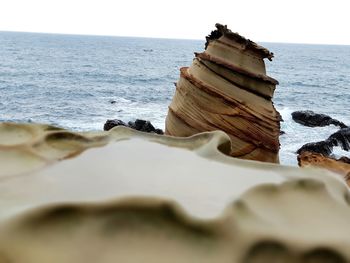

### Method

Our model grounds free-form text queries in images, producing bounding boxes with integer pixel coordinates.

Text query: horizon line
[1,29,350,47]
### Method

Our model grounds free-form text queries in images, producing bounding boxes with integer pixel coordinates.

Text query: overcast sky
[1,0,349,45]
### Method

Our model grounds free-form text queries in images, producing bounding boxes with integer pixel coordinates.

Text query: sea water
[0,32,349,165]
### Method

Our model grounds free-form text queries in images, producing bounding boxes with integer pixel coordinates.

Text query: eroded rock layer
[1,123,350,262]
[165,24,281,163]
[298,151,350,187]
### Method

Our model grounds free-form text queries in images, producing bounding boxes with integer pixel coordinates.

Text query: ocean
[0,32,349,165]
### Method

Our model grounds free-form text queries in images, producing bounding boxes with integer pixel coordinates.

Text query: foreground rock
[298,151,350,186]
[165,24,281,163]
[104,119,164,134]
[292,110,348,128]
[1,122,350,262]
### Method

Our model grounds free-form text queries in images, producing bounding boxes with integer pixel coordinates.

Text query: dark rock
[293,111,349,162]
[154,129,164,135]
[291,110,348,128]
[327,128,350,151]
[339,156,350,164]
[128,119,155,132]
[297,128,350,156]
[280,130,285,135]
[104,119,164,135]
[297,141,333,156]
[104,119,127,131]
[110,100,116,104]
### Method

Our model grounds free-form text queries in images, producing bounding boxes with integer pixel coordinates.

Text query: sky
[0,0,349,45]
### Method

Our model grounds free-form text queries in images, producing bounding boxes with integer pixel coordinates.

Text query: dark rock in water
[327,127,350,151]
[104,119,127,131]
[297,128,350,156]
[128,120,155,133]
[293,112,349,167]
[104,119,164,135]
[291,110,348,128]
[131,119,164,135]
[154,128,164,134]
[280,130,286,135]
[297,141,333,156]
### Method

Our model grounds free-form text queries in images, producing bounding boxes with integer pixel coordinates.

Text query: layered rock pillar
[165,24,281,163]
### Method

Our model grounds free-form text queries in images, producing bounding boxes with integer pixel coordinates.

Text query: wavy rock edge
[1,123,350,262]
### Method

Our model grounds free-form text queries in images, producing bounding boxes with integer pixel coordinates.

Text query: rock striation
[165,24,281,163]
[1,123,350,262]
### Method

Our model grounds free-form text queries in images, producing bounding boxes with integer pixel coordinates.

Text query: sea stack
[165,24,281,163]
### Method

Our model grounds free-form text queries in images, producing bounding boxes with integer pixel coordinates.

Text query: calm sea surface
[0,32,349,165]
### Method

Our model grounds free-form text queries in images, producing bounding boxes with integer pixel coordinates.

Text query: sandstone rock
[165,24,281,163]
[292,110,348,128]
[1,123,350,262]
[298,151,350,186]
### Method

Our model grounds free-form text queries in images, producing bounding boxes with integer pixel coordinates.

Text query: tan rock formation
[165,24,281,163]
[1,123,350,262]
[298,151,350,187]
